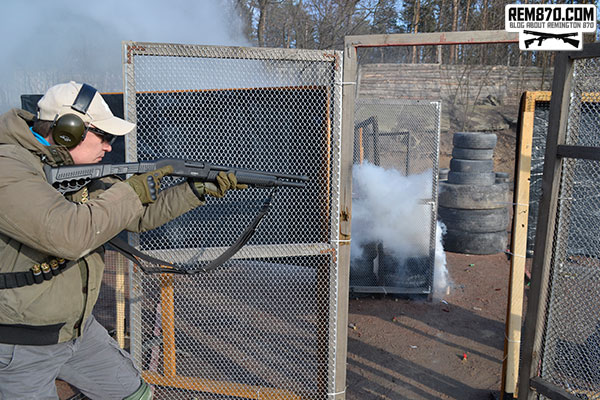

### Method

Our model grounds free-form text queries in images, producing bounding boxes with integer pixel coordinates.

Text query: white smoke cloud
[351,162,449,296]
[0,0,249,111]
[352,162,432,260]
[433,221,449,298]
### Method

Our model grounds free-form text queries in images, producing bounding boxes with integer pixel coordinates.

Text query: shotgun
[44,159,308,194]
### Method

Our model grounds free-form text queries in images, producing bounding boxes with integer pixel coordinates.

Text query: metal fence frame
[519,42,600,400]
[122,41,349,400]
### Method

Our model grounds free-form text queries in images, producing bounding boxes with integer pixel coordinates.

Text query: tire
[438,206,509,233]
[450,159,494,173]
[452,147,494,160]
[443,229,508,255]
[350,243,377,286]
[438,181,509,209]
[350,258,376,286]
[439,168,449,181]
[495,172,510,183]
[381,256,428,288]
[453,132,497,149]
[448,171,496,185]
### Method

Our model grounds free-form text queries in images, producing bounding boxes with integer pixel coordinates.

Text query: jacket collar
[0,109,73,166]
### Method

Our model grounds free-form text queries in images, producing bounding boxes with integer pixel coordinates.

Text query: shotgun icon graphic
[523,30,580,49]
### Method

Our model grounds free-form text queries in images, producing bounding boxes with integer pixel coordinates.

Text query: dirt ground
[337,126,524,400]
[345,251,522,400]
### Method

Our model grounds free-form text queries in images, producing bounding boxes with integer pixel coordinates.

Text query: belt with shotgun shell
[0,258,73,289]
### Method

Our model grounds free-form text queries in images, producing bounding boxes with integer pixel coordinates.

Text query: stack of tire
[438,132,510,255]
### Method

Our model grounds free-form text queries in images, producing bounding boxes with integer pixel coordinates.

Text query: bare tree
[233,0,555,71]
[233,0,254,42]
[480,0,489,64]
[411,0,420,63]
[450,0,459,63]
[256,0,269,47]
[464,0,471,30]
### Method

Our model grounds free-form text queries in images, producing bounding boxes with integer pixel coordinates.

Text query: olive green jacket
[0,109,203,344]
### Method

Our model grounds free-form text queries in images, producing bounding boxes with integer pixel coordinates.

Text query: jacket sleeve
[123,181,205,233]
[0,153,145,260]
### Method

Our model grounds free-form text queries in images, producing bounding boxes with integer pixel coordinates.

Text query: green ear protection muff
[51,83,97,148]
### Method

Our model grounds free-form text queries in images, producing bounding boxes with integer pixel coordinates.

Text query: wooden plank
[502,92,535,398]
[501,91,550,398]
[145,243,335,261]
[142,371,302,400]
[125,40,338,63]
[346,30,518,48]
[115,255,127,349]
[358,127,364,163]
[160,274,177,378]
[357,64,553,103]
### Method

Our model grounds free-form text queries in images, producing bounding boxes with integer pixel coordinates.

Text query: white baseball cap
[37,81,134,136]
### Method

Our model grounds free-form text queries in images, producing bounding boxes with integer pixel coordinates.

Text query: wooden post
[330,38,358,400]
[358,127,364,163]
[115,253,127,349]
[160,274,177,378]
[501,91,550,398]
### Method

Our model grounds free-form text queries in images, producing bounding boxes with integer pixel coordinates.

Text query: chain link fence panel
[536,57,600,399]
[122,42,343,399]
[350,99,440,294]
[526,100,550,257]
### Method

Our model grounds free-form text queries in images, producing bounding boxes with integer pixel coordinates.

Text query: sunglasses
[87,126,117,145]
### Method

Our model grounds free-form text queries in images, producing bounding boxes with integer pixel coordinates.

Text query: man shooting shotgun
[523,30,580,49]
[0,81,305,399]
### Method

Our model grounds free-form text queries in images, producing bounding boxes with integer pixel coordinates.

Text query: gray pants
[0,316,141,400]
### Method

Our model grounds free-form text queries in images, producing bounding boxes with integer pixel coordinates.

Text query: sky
[0,0,248,111]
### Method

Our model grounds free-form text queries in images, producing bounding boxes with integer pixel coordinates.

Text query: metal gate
[350,98,441,294]
[519,43,600,400]
[122,42,345,399]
